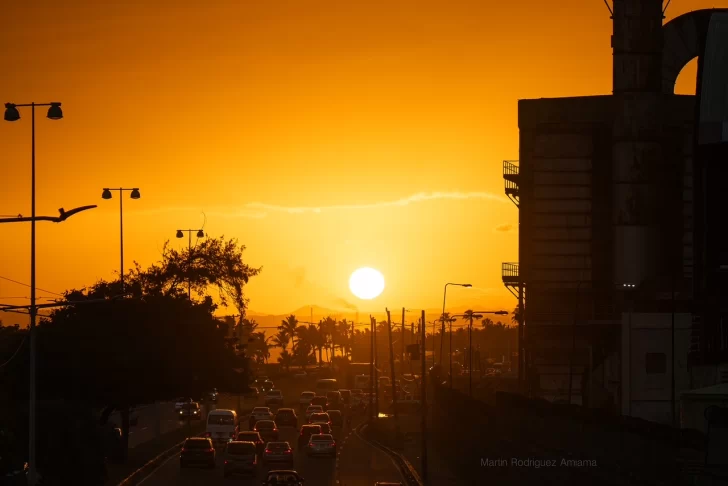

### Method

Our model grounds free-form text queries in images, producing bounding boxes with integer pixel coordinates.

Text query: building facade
[504,1,728,424]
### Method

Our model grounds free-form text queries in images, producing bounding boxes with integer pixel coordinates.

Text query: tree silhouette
[279,315,300,352]
[277,349,294,372]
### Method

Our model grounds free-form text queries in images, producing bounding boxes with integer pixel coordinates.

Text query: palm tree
[319,316,337,362]
[271,331,290,351]
[279,315,300,352]
[305,324,325,365]
[481,317,494,328]
[512,305,522,326]
[277,349,294,372]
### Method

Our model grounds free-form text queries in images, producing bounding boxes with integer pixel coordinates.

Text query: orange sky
[0,0,711,320]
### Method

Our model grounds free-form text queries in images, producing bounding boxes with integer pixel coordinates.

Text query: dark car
[261,380,274,392]
[262,442,294,468]
[254,420,279,442]
[310,395,327,409]
[327,409,343,427]
[274,408,298,427]
[262,470,305,485]
[237,431,265,456]
[180,437,215,468]
[338,389,352,405]
[325,391,343,410]
[297,424,322,449]
[223,441,257,478]
[317,422,332,435]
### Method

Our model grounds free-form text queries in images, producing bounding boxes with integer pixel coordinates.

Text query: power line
[0,275,64,297]
[0,335,27,369]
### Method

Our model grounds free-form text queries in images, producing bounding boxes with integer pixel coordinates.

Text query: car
[262,442,294,468]
[255,376,270,384]
[262,470,305,486]
[294,370,308,378]
[254,420,279,442]
[350,389,364,406]
[244,387,260,400]
[326,391,343,410]
[237,431,265,456]
[327,409,343,427]
[178,402,202,420]
[299,391,315,409]
[265,389,284,406]
[174,397,193,411]
[338,389,352,405]
[274,408,298,427]
[297,424,322,449]
[310,395,327,409]
[306,433,336,457]
[223,440,257,477]
[261,380,274,392]
[249,407,274,428]
[309,412,330,426]
[305,405,323,420]
[180,437,215,468]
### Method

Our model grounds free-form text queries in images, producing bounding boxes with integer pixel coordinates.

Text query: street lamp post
[175,229,205,299]
[4,101,64,486]
[452,310,508,396]
[101,188,141,292]
[441,283,471,386]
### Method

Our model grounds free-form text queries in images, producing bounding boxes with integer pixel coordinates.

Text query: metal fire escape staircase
[503,160,520,208]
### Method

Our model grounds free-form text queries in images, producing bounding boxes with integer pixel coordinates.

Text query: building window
[645,353,666,374]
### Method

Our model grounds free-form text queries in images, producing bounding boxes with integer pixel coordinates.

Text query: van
[205,409,239,446]
[315,378,338,396]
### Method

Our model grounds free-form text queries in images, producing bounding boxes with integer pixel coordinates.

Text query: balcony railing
[502,262,519,281]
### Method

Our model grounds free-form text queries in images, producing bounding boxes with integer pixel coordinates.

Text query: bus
[315,378,338,396]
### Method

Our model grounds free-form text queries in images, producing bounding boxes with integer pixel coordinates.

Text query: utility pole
[420,310,428,483]
[374,317,379,417]
[401,308,406,373]
[369,316,375,421]
[386,309,400,439]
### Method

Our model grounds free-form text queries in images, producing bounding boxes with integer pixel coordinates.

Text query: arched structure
[662,9,728,95]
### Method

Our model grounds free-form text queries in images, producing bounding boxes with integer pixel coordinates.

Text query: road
[138,392,405,486]
[109,402,189,449]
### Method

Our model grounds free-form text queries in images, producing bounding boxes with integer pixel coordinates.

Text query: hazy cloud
[291,266,306,288]
[131,191,507,219]
[494,224,513,232]
[331,297,358,312]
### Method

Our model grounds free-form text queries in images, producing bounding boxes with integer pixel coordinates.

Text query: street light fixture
[4,100,64,486]
[441,282,471,387]
[451,310,509,396]
[101,188,141,292]
[176,228,206,299]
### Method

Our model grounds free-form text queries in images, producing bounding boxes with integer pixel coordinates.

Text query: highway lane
[108,402,187,449]
[139,414,338,486]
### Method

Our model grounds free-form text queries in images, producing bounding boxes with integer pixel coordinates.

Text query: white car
[305,405,323,420]
[299,391,315,409]
[174,397,193,411]
[249,407,273,425]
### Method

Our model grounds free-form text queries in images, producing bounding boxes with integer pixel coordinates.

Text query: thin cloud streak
[130,191,507,219]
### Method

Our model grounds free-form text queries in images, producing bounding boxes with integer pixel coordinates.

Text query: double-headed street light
[176,229,205,299]
[4,101,64,486]
[441,282,471,382]
[101,188,141,292]
[452,310,509,396]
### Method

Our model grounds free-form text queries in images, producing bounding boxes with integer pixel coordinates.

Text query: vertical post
[188,230,192,300]
[469,315,473,397]
[119,189,124,292]
[386,310,399,430]
[440,284,448,365]
[449,319,453,389]
[28,103,38,486]
[375,317,380,415]
[671,274,676,427]
[420,310,428,484]
[401,308,405,372]
[568,282,582,405]
[369,316,374,420]
[518,285,524,384]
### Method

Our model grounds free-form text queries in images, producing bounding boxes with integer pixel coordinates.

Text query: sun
[349,267,385,300]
